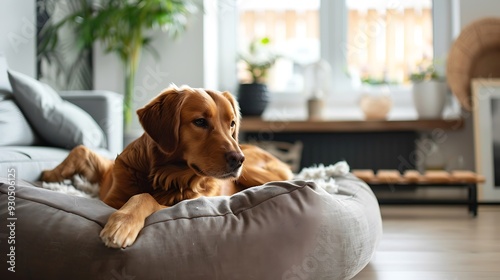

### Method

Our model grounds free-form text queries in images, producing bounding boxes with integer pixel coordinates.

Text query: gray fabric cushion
[60,91,123,154]
[0,55,12,95]
[0,146,115,182]
[7,70,106,149]
[0,174,382,280]
[0,99,39,145]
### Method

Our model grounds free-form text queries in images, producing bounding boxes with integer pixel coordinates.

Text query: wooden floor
[353,206,500,280]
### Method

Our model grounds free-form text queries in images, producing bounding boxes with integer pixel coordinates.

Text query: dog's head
[137,85,244,179]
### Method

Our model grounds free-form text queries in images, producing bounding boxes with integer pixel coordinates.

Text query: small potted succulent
[237,37,278,116]
[410,61,447,119]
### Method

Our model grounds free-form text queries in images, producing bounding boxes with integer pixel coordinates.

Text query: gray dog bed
[0,172,381,280]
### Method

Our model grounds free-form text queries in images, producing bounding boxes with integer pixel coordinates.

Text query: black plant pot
[237,83,269,116]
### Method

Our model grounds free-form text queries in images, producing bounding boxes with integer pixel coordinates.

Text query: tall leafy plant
[38,0,196,130]
[37,0,94,90]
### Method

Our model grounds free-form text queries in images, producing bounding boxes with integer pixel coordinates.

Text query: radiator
[244,131,417,172]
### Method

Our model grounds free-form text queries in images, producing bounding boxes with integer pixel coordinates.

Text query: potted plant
[410,61,447,119]
[237,37,278,116]
[38,0,196,132]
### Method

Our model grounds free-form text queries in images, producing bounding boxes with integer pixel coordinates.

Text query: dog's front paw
[100,211,144,248]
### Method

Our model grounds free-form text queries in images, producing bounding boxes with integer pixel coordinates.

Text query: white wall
[443,0,500,171]
[93,9,206,132]
[0,0,36,77]
[0,0,213,132]
[457,0,500,29]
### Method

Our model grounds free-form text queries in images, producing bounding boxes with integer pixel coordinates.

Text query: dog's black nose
[225,151,245,170]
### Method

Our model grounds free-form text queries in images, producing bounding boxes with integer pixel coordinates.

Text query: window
[219,0,449,98]
[346,0,433,85]
[237,0,320,93]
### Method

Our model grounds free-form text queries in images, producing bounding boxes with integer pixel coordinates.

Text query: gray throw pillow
[0,55,12,95]
[8,70,106,149]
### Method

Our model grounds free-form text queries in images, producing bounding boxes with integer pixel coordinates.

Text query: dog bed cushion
[0,174,381,280]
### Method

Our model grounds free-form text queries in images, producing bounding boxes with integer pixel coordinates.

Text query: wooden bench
[352,169,485,216]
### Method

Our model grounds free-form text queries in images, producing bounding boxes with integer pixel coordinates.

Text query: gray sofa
[0,56,123,182]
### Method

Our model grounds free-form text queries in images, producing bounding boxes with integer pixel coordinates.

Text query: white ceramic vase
[359,85,393,120]
[359,94,392,120]
[412,80,447,119]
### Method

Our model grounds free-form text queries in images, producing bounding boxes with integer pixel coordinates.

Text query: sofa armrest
[60,90,123,155]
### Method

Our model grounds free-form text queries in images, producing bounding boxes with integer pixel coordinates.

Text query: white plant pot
[412,80,447,119]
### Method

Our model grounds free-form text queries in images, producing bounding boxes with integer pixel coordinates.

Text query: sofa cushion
[0,55,12,96]
[0,174,382,280]
[0,99,40,146]
[0,146,69,181]
[7,70,106,149]
[0,146,115,182]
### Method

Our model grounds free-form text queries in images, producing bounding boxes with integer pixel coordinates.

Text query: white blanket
[294,161,350,194]
[41,161,350,197]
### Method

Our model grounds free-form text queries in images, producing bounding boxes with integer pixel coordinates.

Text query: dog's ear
[137,88,186,155]
[221,91,241,141]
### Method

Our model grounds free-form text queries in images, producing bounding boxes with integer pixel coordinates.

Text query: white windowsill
[262,87,462,121]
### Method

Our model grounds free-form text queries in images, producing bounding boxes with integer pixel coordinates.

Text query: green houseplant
[239,37,277,84]
[409,63,443,83]
[409,61,447,119]
[38,0,196,131]
[237,37,278,116]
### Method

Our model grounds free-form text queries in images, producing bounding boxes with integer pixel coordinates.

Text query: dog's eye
[193,118,209,128]
[230,121,236,128]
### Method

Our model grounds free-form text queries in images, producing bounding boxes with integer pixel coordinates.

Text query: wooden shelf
[240,117,464,133]
[352,169,485,185]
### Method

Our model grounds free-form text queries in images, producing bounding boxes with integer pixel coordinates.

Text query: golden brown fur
[41,85,292,248]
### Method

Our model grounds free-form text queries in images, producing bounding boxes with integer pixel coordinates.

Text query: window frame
[214,0,453,105]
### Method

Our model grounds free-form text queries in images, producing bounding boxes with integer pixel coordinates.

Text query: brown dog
[42,85,292,248]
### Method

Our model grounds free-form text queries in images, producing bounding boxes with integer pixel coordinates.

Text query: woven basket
[447,17,500,110]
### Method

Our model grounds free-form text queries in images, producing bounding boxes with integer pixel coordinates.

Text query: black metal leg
[471,184,478,217]
[370,183,479,217]
[468,185,473,214]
